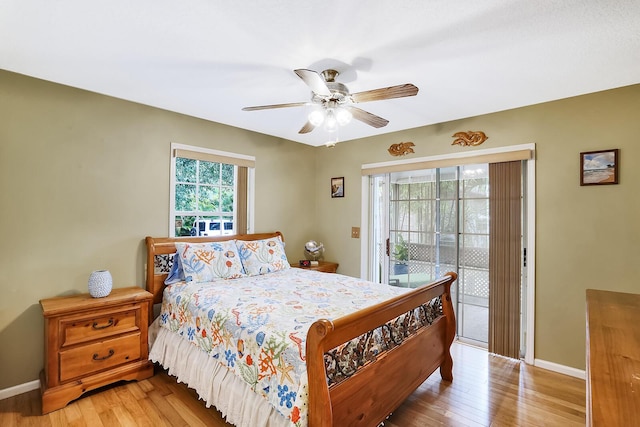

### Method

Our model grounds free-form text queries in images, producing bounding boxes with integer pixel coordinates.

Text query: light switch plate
[351,227,360,238]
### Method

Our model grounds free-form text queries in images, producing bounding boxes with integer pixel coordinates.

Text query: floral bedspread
[158,268,409,426]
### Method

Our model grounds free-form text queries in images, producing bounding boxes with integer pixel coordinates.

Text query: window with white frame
[170,143,255,237]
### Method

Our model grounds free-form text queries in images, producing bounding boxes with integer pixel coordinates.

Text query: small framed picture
[331,177,344,198]
[580,149,619,186]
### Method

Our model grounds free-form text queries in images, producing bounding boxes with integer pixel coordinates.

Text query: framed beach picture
[331,177,344,198]
[580,149,619,186]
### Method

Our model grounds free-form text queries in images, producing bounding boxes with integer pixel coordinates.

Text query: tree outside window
[173,157,235,237]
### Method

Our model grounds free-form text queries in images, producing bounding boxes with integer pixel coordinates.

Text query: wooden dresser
[291,260,339,273]
[586,289,640,426]
[40,287,154,414]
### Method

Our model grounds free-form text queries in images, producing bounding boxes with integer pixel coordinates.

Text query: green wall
[1,67,638,390]
[0,70,317,389]
[312,84,640,370]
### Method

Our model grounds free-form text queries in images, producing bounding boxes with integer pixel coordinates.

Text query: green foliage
[174,215,196,236]
[175,158,235,216]
[198,187,220,211]
[199,161,220,185]
[176,158,196,182]
[221,187,234,212]
[393,235,409,262]
[175,183,196,211]
[221,163,234,186]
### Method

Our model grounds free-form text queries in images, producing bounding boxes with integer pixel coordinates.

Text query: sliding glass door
[370,164,492,346]
[458,165,490,345]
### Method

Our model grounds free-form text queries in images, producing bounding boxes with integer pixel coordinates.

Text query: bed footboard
[305,272,457,427]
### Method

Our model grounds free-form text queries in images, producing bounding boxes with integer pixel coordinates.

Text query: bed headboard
[145,231,285,305]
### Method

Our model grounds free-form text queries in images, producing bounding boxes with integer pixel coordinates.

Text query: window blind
[173,148,255,168]
[488,160,522,359]
[362,148,532,175]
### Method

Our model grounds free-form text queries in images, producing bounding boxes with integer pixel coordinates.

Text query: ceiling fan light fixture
[335,107,352,126]
[308,109,325,126]
[323,110,338,132]
[243,68,418,136]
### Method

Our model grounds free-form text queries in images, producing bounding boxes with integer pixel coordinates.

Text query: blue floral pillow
[236,236,290,275]
[175,241,245,282]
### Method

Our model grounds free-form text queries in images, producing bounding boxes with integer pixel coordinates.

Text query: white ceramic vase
[88,270,113,298]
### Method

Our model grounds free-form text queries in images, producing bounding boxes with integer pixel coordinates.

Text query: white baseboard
[0,379,40,401]
[534,358,586,380]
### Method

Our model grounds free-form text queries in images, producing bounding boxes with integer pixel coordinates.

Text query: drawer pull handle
[92,318,114,330]
[92,349,115,361]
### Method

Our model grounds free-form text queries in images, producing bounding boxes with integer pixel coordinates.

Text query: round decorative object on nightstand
[88,270,113,298]
[304,241,324,260]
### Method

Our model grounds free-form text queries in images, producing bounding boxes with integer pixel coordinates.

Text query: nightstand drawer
[61,308,139,347]
[59,332,141,382]
[41,287,154,413]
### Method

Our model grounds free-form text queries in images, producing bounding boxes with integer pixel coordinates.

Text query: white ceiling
[2,1,639,147]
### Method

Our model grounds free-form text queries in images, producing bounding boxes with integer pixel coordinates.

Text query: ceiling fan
[242,69,419,134]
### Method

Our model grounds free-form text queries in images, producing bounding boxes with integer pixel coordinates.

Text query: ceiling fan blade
[350,84,419,103]
[348,106,389,128]
[298,121,316,134]
[294,69,332,96]
[242,102,308,111]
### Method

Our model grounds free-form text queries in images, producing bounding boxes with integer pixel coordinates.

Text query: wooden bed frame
[145,232,457,427]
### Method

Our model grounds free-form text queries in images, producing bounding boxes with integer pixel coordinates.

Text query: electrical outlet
[351,227,360,238]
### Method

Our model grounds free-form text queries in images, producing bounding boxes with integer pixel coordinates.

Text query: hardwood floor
[0,343,585,426]
[385,344,585,426]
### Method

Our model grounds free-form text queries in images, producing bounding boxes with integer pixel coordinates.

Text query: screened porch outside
[387,242,489,345]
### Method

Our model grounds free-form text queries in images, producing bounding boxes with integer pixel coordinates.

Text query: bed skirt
[148,321,291,427]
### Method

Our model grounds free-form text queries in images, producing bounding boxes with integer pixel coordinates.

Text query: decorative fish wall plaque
[388,142,415,156]
[451,131,488,147]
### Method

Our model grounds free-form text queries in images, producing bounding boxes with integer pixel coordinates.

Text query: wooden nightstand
[40,287,154,414]
[291,261,339,273]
